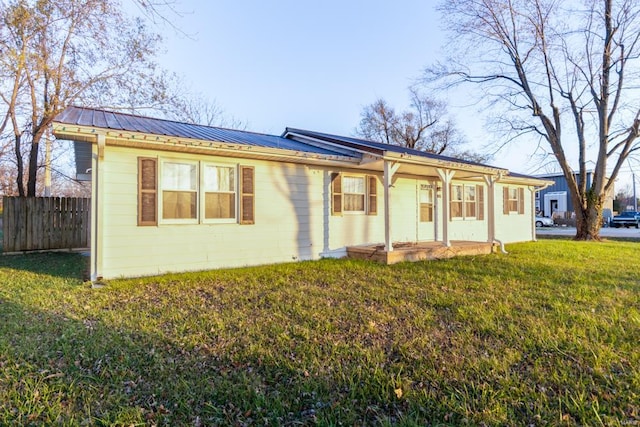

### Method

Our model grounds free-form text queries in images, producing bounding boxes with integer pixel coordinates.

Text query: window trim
[159,159,199,225]
[201,162,238,224]
[419,183,434,223]
[450,182,484,221]
[342,174,366,214]
[503,186,525,215]
[331,172,378,216]
[140,157,255,227]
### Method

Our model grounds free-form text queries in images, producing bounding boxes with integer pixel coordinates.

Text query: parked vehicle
[535,216,555,227]
[610,211,640,228]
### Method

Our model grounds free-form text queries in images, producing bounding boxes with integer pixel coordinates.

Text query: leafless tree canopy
[356,88,489,162]
[0,0,233,197]
[432,0,640,239]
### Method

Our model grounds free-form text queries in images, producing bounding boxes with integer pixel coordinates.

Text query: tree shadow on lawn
[2,255,638,425]
[0,297,419,425]
[0,252,88,280]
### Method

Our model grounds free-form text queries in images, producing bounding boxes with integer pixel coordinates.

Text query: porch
[346,240,495,265]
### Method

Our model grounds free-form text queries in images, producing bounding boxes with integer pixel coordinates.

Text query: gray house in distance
[535,172,614,218]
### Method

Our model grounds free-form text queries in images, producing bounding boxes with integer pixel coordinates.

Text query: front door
[417,182,435,241]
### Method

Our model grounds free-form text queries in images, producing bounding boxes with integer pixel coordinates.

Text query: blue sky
[159,1,443,132]
[149,0,635,189]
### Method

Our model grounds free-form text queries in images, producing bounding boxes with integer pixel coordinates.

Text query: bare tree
[432,0,640,240]
[0,0,177,197]
[356,88,489,162]
[169,93,247,130]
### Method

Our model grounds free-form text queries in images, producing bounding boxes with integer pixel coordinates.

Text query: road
[536,226,640,239]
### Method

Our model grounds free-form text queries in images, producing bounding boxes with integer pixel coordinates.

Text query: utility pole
[44,127,52,197]
[634,173,638,212]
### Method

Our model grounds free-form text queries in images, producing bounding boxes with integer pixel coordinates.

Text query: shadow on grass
[1,250,638,425]
[0,296,410,425]
[0,252,88,280]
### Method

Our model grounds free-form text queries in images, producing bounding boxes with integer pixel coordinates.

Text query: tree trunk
[26,136,40,197]
[14,134,24,197]
[574,193,604,240]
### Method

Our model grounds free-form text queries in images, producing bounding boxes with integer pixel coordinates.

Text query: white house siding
[99,147,417,278]
[96,146,538,278]
[325,175,440,256]
[494,183,535,243]
[99,146,331,278]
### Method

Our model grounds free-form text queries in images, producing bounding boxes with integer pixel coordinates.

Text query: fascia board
[53,123,360,166]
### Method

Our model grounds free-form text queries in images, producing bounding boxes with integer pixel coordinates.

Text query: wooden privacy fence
[2,197,91,252]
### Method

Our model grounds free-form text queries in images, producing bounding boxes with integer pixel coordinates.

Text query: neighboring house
[53,106,552,280]
[535,172,614,218]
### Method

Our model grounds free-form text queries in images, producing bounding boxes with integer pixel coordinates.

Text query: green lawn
[0,240,638,426]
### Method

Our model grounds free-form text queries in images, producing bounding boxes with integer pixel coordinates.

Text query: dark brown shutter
[240,166,255,224]
[367,175,377,215]
[138,157,157,226]
[518,187,525,215]
[331,172,342,215]
[503,187,509,215]
[477,185,484,220]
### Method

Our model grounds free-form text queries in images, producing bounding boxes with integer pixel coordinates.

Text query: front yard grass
[0,239,638,425]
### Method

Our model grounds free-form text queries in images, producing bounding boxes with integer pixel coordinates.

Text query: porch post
[436,168,455,247]
[383,160,399,252]
[484,175,496,244]
[90,134,105,283]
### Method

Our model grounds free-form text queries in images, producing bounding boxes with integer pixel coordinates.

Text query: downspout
[90,134,105,285]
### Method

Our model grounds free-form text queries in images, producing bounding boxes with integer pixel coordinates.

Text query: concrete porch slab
[346,241,494,264]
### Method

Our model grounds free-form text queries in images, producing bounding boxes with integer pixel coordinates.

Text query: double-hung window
[138,158,254,226]
[203,164,236,221]
[450,183,484,220]
[331,173,377,215]
[161,161,198,222]
[464,186,476,218]
[451,184,464,218]
[503,186,525,214]
[343,176,366,212]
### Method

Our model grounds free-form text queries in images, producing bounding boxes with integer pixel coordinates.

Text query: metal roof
[54,106,346,157]
[283,127,501,170]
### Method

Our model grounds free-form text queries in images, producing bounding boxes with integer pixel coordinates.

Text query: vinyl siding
[494,183,534,243]
[96,146,538,278]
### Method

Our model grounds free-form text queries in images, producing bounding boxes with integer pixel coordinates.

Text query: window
[138,157,254,226]
[331,173,377,215]
[343,176,365,212]
[203,164,235,220]
[503,187,525,214]
[450,183,484,220]
[465,185,476,218]
[162,161,197,221]
[451,184,464,218]
[419,184,434,222]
